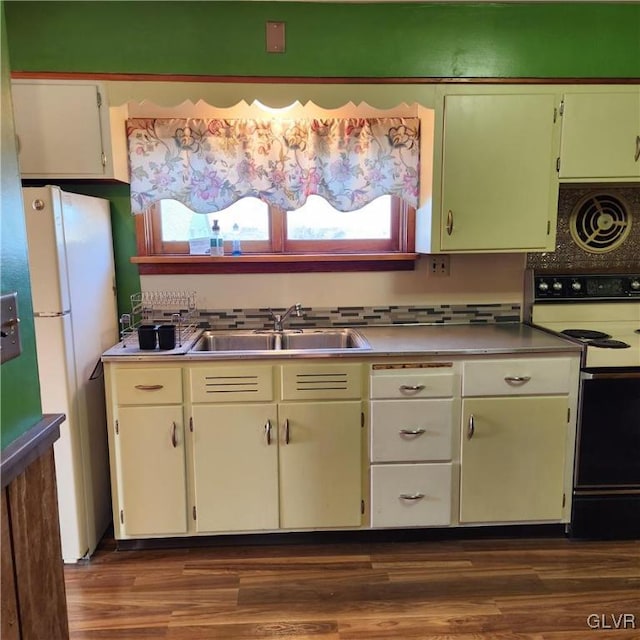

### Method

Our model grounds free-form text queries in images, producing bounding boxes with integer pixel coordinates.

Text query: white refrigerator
[23,186,119,563]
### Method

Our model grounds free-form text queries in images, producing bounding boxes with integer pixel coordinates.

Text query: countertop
[101,322,583,362]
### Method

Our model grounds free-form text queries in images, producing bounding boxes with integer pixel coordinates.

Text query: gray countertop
[102,322,582,362]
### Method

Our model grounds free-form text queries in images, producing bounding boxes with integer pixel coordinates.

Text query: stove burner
[588,339,631,349]
[561,329,611,340]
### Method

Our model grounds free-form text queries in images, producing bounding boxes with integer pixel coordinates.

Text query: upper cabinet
[559,90,640,182]
[11,79,129,182]
[417,88,561,254]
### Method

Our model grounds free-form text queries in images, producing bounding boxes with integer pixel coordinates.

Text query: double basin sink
[190,328,371,353]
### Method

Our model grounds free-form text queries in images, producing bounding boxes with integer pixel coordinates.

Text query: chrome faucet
[269,303,303,331]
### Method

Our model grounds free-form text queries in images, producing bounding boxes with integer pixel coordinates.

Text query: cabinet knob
[467,414,475,440]
[635,135,640,162]
[170,421,178,448]
[283,418,290,445]
[399,493,425,501]
[135,384,164,391]
[264,419,272,445]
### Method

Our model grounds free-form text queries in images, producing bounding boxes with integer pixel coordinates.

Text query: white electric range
[528,272,640,540]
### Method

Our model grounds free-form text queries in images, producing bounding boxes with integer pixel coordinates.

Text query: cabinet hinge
[361,500,365,515]
[361,412,365,428]
[559,99,565,116]
[96,89,103,109]
[101,152,107,167]
[115,419,119,435]
[556,157,561,173]
[192,506,197,520]
[120,509,124,524]
[189,416,194,432]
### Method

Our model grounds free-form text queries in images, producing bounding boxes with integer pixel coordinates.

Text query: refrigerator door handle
[34,310,71,317]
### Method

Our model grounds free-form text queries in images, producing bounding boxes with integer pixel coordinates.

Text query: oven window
[576,378,640,487]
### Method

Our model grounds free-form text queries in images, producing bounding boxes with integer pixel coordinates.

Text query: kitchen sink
[190,329,370,353]
[191,332,276,352]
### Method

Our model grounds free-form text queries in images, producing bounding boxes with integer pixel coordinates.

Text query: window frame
[134,197,417,274]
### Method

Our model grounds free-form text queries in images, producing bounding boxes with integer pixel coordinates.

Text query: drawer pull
[134,384,164,391]
[504,376,531,384]
[399,428,426,436]
[264,419,272,445]
[399,493,425,501]
[399,384,425,393]
[171,421,178,448]
[467,414,475,440]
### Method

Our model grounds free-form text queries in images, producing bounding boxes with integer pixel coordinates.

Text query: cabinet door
[191,404,279,532]
[560,92,640,180]
[279,401,362,529]
[460,396,567,523]
[116,406,187,536]
[441,93,559,251]
[12,82,107,177]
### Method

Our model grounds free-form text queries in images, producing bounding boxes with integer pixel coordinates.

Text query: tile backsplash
[191,303,521,330]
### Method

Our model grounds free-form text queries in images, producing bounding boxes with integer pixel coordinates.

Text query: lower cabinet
[278,401,362,529]
[116,405,187,536]
[188,362,363,534]
[191,403,279,532]
[459,396,568,523]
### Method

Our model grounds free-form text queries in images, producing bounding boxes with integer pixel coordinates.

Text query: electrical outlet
[427,255,450,277]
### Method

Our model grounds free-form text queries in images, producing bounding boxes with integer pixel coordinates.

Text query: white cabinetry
[106,366,187,537]
[459,357,578,524]
[559,90,640,181]
[11,79,129,181]
[187,361,363,534]
[417,88,561,254]
[369,364,460,528]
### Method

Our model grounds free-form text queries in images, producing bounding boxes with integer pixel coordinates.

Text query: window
[137,194,415,270]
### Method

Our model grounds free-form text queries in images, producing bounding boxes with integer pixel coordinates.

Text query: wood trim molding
[10,71,640,85]
[131,253,418,274]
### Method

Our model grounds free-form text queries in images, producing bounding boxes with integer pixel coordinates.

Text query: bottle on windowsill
[231,222,242,256]
[210,219,224,257]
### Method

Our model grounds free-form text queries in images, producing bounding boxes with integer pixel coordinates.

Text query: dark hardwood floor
[64,533,640,639]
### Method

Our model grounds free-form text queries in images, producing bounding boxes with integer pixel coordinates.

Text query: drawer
[115,368,183,405]
[371,370,457,399]
[370,399,454,462]
[463,358,573,397]
[190,366,273,403]
[371,463,452,528]
[281,363,362,401]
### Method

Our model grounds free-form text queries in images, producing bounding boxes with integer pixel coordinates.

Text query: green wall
[1,4,42,450]
[4,1,640,78]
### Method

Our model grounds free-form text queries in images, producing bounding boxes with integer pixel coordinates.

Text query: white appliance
[23,186,119,562]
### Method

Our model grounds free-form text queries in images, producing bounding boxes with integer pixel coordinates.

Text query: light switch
[266,21,286,53]
[1,292,22,364]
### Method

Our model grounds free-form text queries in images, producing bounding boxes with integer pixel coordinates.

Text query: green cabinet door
[441,93,560,252]
[560,91,640,180]
[460,396,568,524]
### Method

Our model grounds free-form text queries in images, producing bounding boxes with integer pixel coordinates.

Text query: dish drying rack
[118,291,198,350]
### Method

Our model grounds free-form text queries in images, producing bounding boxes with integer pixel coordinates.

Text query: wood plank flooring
[64,534,640,639]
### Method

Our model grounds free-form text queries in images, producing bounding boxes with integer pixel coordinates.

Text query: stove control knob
[631,280,640,291]
[552,281,563,292]
[538,281,549,292]
[571,281,582,292]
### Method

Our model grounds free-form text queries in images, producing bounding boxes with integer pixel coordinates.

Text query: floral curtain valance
[126,117,420,214]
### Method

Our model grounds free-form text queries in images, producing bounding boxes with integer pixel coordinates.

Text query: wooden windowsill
[131,253,419,274]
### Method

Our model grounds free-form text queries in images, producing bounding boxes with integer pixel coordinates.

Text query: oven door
[575,371,640,489]
[571,370,640,539]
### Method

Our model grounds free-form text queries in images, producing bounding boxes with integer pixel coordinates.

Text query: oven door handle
[581,371,640,380]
